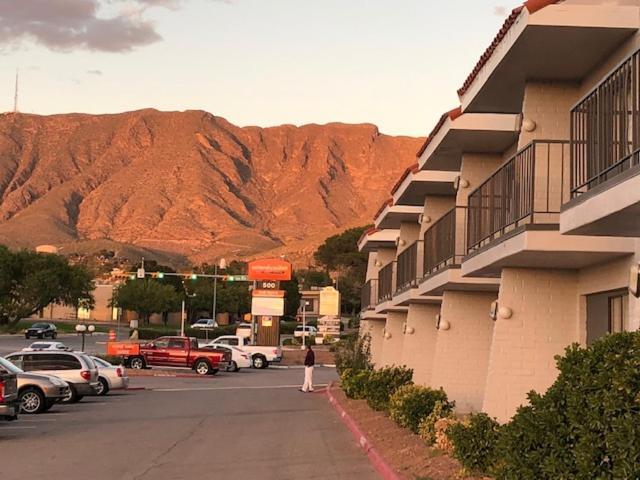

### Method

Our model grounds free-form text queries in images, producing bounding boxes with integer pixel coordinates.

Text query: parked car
[91,357,129,396]
[235,323,252,339]
[207,335,282,369]
[200,344,250,372]
[111,336,231,375]
[0,366,18,421]
[25,322,57,339]
[5,351,99,403]
[0,357,68,414]
[22,341,70,352]
[294,325,317,337]
[190,318,218,329]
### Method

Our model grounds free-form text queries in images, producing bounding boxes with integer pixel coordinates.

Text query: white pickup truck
[206,336,282,369]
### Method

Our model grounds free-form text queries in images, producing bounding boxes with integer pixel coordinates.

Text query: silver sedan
[91,357,129,396]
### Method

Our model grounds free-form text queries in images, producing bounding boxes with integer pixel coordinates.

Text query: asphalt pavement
[0,332,110,356]
[0,367,377,480]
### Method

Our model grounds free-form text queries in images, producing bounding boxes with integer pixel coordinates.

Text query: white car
[200,344,250,372]
[91,357,129,396]
[294,325,317,337]
[22,341,70,352]
[190,318,218,329]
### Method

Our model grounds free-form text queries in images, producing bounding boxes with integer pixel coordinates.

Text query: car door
[147,338,170,366]
[166,338,189,367]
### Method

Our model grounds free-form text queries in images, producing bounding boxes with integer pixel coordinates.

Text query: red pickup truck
[112,337,230,375]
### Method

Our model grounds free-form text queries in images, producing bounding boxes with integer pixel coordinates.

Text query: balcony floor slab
[390,287,441,307]
[418,266,501,296]
[462,227,636,277]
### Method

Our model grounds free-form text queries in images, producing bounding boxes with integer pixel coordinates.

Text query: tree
[313,226,371,314]
[282,275,301,320]
[297,269,332,289]
[111,279,179,325]
[0,246,95,327]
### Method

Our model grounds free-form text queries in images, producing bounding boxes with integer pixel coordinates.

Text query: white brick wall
[380,311,406,367]
[430,291,496,413]
[362,319,386,367]
[401,303,440,386]
[483,268,580,422]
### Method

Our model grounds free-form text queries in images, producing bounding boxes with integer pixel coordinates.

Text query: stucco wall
[401,303,440,386]
[430,291,496,413]
[364,319,386,367]
[483,268,580,422]
[380,311,406,367]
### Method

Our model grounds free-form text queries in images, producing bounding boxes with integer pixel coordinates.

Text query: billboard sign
[319,287,340,316]
[251,296,285,316]
[248,259,292,281]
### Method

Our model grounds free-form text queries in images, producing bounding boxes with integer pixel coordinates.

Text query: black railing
[378,262,394,303]
[424,207,467,277]
[571,49,640,197]
[395,242,419,293]
[467,140,570,254]
[361,279,378,311]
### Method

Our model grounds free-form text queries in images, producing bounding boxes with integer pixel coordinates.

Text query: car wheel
[252,355,266,369]
[195,360,211,375]
[61,385,78,404]
[129,356,146,369]
[52,332,57,339]
[229,361,239,372]
[24,334,29,339]
[20,388,45,414]
[96,377,109,396]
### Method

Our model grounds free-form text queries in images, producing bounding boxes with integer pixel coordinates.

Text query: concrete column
[630,243,640,332]
[429,291,496,413]
[365,319,385,367]
[401,303,440,386]
[483,268,579,423]
[380,311,406,367]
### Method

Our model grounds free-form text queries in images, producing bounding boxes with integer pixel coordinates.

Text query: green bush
[418,400,454,445]
[331,333,371,375]
[341,368,371,399]
[448,413,501,475]
[364,365,413,412]
[495,331,640,479]
[389,384,452,433]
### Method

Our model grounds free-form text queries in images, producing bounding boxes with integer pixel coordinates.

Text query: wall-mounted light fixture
[398,239,406,247]
[630,263,640,298]
[374,259,382,267]
[384,331,392,340]
[498,306,513,319]
[439,319,450,331]
[489,301,499,321]
[405,326,415,335]
[522,118,537,132]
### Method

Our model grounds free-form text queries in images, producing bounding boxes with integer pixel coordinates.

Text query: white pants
[302,366,314,392]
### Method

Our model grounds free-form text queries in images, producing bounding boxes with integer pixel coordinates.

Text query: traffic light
[190,273,198,280]
[157,272,165,279]
[227,275,235,282]
[129,274,135,280]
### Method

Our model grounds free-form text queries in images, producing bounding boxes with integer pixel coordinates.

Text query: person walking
[300,344,315,393]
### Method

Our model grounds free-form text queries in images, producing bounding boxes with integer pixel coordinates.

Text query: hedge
[364,366,413,412]
[389,384,452,433]
[341,368,372,400]
[448,413,501,475]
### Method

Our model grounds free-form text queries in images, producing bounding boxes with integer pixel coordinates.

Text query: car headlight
[49,377,65,386]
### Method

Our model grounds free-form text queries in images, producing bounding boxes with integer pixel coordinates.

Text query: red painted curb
[326,382,401,480]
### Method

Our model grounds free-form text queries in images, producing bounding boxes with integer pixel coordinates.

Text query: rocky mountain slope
[0,109,422,266]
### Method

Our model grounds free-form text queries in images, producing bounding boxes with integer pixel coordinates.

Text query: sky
[0,0,513,137]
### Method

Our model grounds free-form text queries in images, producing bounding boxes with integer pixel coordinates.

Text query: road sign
[319,287,340,316]
[136,268,145,279]
[248,259,292,281]
[257,280,279,290]
[252,289,285,298]
[226,275,249,282]
[251,296,285,316]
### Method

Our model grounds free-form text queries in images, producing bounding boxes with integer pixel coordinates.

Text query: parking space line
[19,418,57,422]
[153,383,329,392]
[0,426,36,430]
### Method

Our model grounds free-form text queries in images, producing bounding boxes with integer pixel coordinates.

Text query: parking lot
[0,364,377,480]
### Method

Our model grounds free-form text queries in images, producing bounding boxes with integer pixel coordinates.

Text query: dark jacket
[304,349,315,367]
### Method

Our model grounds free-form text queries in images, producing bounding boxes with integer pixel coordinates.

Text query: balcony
[395,242,419,294]
[467,140,570,255]
[361,279,378,312]
[562,48,640,236]
[424,207,466,278]
[463,140,635,277]
[377,262,394,304]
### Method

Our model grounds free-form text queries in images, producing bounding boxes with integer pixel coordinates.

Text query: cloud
[0,0,161,52]
[493,6,508,16]
[86,69,103,75]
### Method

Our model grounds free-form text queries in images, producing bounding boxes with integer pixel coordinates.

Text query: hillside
[0,109,422,266]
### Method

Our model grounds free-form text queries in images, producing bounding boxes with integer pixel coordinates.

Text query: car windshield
[29,343,50,349]
[0,356,23,374]
[31,323,49,329]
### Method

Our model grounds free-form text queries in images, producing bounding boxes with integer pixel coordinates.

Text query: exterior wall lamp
[435,314,450,331]
[630,263,640,298]
[522,118,537,132]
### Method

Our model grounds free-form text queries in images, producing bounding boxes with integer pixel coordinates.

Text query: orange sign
[248,259,292,281]
[107,342,140,356]
[252,289,285,298]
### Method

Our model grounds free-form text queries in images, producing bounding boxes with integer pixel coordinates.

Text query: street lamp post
[212,258,227,325]
[181,281,197,337]
[75,324,95,352]
[301,300,310,350]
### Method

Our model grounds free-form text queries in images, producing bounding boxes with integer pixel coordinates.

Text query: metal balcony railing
[571,49,640,197]
[360,279,378,312]
[467,140,570,254]
[423,206,467,278]
[377,262,394,303]
[395,241,419,293]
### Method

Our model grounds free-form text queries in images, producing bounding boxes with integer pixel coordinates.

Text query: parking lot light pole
[75,324,95,352]
[301,301,309,350]
[212,258,227,325]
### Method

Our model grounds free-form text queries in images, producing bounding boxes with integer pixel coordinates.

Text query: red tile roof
[457,0,561,97]
[358,227,380,247]
[390,163,420,196]
[373,198,394,222]
[416,107,462,158]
